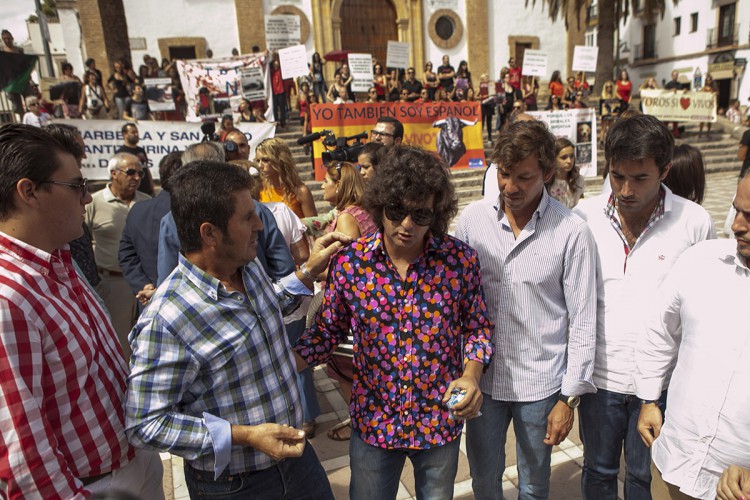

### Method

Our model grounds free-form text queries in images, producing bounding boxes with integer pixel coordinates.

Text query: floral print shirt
[295,232,493,449]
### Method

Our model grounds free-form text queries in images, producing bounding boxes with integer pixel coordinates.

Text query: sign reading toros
[640,89,716,122]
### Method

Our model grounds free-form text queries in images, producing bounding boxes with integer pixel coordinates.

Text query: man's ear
[543,167,556,184]
[199,222,220,248]
[659,162,673,181]
[15,178,39,207]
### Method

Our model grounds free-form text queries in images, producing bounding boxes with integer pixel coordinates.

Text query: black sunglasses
[384,203,434,226]
[116,168,145,178]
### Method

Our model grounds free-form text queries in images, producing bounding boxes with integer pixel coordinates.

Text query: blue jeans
[285,318,320,422]
[466,392,558,500]
[578,389,667,500]
[349,433,460,500]
[184,443,333,499]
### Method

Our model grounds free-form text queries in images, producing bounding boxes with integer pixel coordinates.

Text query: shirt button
[289,404,295,411]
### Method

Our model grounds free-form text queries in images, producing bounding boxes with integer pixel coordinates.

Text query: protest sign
[522,50,548,78]
[528,108,598,177]
[308,102,485,180]
[143,78,174,111]
[386,41,410,69]
[640,89,716,122]
[264,15,301,51]
[278,44,309,79]
[56,119,275,180]
[572,45,598,73]
[347,53,374,92]
[177,54,268,122]
[240,67,265,101]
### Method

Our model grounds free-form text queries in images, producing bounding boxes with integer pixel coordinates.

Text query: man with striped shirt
[0,124,164,498]
[458,120,598,499]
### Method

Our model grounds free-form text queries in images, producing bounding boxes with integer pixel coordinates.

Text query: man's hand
[135,284,156,305]
[231,423,306,462]
[544,401,574,445]
[442,361,484,419]
[637,403,662,447]
[304,231,353,276]
[717,465,750,500]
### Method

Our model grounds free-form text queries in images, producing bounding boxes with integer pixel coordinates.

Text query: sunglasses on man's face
[116,168,145,178]
[384,203,435,226]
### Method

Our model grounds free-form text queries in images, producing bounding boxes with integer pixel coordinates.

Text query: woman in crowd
[599,81,621,144]
[108,59,133,119]
[358,141,386,183]
[574,71,590,98]
[453,87,466,102]
[546,93,566,111]
[317,161,376,442]
[455,60,472,93]
[564,75,577,107]
[638,76,658,112]
[570,89,587,109]
[615,69,633,111]
[336,63,355,102]
[60,62,83,119]
[548,70,565,100]
[699,73,717,136]
[237,98,254,123]
[217,114,235,141]
[372,62,387,101]
[387,68,401,102]
[298,81,311,136]
[548,137,584,208]
[365,86,379,104]
[399,87,410,103]
[416,88,430,103]
[521,75,539,111]
[498,71,519,128]
[423,61,439,101]
[478,73,495,142]
[164,65,185,120]
[310,52,327,103]
[79,70,110,119]
[255,137,317,218]
[664,144,706,204]
[327,72,350,104]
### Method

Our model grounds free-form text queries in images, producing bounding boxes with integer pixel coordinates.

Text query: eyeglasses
[370,129,395,139]
[28,102,38,107]
[38,178,89,197]
[384,203,435,226]
[116,168,145,178]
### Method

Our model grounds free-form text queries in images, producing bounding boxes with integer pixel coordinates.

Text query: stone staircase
[275,115,742,219]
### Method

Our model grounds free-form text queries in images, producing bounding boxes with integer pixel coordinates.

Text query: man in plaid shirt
[125,161,343,499]
[0,124,164,498]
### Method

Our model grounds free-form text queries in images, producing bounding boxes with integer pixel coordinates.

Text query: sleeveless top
[259,186,304,219]
[327,205,376,237]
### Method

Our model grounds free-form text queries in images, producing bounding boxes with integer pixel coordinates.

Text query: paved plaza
[162,168,742,500]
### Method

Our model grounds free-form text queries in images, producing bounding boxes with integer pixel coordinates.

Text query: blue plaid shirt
[125,254,305,476]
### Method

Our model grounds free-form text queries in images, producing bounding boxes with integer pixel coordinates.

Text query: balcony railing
[706,24,740,49]
[587,4,598,20]
[634,42,658,61]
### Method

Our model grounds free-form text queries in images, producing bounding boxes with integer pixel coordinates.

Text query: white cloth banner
[528,108,598,177]
[177,54,270,122]
[640,89,717,122]
[57,119,275,180]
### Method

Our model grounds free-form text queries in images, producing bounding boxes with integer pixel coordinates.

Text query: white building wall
[124,0,240,63]
[422,0,467,71]
[58,9,84,77]
[487,0,567,81]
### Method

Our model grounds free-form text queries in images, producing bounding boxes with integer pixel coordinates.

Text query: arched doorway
[340,0,397,66]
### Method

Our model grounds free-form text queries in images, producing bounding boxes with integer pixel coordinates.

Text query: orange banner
[309,102,486,180]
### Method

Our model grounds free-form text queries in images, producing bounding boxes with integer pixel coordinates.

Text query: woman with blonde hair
[699,73,717,137]
[256,137,318,218]
[599,81,621,143]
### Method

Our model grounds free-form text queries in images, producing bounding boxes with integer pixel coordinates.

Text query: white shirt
[22,111,51,128]
[634,239,750,499]
[457,190,597,401]
[264,202,306,248]
[573,188,715,394]
[482,163,499,201]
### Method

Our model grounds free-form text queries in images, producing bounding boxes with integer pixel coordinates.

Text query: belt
[80,471,111,486]
[98,267,123,277]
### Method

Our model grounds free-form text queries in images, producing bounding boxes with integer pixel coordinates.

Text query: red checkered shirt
[0,232,135,499]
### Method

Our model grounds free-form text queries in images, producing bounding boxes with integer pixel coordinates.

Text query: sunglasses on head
[384,203,435,226]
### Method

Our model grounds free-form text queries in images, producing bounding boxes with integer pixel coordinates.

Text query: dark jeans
[578,389,667,500]
[272,93,287,126]
[184,444,333,500]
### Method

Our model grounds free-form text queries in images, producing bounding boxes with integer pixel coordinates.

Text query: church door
[340,0,398,68]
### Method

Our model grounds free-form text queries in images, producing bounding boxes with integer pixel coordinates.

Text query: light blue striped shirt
[456,190,597,401]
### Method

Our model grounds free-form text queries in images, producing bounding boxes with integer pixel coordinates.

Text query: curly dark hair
[364,145,457,236]
[491,120,556,175]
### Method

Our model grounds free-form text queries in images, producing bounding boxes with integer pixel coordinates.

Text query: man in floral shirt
[295,145,493,500]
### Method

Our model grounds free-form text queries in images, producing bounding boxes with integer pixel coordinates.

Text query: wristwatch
[641,399,660,406]
[558,393,581,408]
[298,263,316,282]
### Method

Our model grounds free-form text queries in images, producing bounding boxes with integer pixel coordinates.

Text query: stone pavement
[162,169,742,500]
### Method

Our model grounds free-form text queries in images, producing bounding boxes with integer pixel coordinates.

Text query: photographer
[80,70,110,119]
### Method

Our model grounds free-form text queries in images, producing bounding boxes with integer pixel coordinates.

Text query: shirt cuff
[560,377,597,397]
[280,271,313,296]
[204,412,231,480]
[633,377,663,401]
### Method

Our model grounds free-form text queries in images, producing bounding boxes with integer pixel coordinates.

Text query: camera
[297,130,368,167]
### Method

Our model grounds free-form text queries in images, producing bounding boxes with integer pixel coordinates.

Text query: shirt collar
[719,245,750,272]
[177,253,225,301]
[495,188,551,224]
[0,230,67,275]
